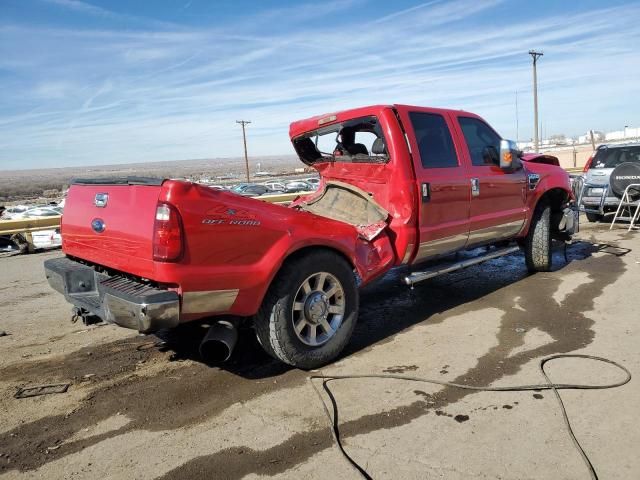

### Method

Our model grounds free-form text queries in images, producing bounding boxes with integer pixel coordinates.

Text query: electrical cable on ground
[309,354,631,480]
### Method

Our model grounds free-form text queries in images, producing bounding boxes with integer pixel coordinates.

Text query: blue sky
[1,0,639,169]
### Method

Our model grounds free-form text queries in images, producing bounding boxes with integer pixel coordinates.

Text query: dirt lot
[0,220,638,480]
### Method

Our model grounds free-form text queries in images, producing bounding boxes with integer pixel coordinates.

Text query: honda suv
[578,143,640,222]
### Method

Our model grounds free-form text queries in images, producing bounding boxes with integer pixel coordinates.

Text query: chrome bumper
[44,257,179,333]
[581,196,620,207]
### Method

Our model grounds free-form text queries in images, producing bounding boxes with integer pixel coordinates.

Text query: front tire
[254,250,358,369]
[524,202,552,272]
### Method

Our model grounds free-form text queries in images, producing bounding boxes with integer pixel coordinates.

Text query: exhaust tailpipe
[199,319,238,363]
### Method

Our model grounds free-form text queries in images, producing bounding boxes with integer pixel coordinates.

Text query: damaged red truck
[44,105,577,368]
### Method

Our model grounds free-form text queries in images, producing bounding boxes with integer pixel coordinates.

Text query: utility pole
[529,50,543,153]
[236,120,251,182]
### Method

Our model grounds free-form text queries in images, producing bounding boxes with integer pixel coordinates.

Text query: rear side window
[591,146,640,169]
[458,117,501,166]
[409,112,458,168]
[292,116,389,164]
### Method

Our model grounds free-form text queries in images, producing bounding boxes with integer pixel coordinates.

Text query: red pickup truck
[45,105,577,368]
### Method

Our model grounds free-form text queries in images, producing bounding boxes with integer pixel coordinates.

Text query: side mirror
[499,139,522,172]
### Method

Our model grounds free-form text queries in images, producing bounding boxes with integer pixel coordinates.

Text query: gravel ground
[0,220,638,480]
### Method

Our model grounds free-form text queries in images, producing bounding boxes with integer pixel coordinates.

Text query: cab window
[458,117,501,166]
[409,112,458,168]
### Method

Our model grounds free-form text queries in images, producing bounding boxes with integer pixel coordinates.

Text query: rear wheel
[585,212,603,223]
[254,250,358,369]
[524,202,552,272]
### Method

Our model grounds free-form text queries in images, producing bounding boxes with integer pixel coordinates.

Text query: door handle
[471,178,480,197]
[421,182,431,202]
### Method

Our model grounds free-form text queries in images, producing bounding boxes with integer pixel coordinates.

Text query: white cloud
[32,81,77,99]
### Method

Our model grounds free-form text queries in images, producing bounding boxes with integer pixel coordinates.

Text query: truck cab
[290,105,573,269]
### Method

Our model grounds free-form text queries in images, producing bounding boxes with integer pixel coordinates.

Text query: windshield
[591,145,640,169]
[292,115,389,165]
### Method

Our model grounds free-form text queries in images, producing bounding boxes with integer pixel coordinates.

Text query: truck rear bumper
[44,257,179,333]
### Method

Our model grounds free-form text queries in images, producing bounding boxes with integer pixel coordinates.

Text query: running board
[403,245,521,287]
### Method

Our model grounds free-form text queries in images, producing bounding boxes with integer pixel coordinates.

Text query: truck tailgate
[61,178,163,278]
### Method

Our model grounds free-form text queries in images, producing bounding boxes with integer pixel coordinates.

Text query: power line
[236,120,251,182]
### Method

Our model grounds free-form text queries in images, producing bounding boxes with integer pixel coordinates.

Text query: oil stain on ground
[0,334,305,474]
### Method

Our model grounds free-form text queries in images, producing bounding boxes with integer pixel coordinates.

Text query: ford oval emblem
[91,218,106,233]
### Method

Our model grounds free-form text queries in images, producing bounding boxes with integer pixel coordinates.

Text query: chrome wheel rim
[292,272,345,346]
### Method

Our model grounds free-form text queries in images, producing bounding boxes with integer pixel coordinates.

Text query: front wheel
[524,202,552,272]
[254,250,358,369]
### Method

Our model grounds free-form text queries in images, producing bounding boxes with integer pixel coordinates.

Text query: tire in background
[610,162,640,198]
[585,212,603,223]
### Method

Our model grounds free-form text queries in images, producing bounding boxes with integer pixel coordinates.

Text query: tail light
[153,202,183,262]
[583,154,594,173]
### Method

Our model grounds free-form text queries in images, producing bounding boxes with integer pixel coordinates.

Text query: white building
[605,127,640,141]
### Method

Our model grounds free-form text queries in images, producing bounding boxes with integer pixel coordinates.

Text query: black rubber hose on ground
[309,354,632,480]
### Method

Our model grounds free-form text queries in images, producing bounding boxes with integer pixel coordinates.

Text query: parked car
[284,180,313,192]
[31,229,62,250]
[45,104,575,369]
[262,181,287,192]
[8,206,63,220]
[0,205,29,220]
[577,143,640,221]
[231,183,269,197]
[305,177,320,187]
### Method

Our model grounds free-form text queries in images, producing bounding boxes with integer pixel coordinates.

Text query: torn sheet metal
[297,181,390,240]
[356,220,388,241]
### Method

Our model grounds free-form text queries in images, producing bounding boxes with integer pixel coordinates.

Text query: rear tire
[254,250,358,369]
[585,212,603,223]
[524,202,552,272]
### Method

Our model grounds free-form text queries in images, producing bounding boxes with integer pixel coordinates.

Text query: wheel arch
[540,187,571,212]
[276,244,358,283]
[522,187,571,237]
